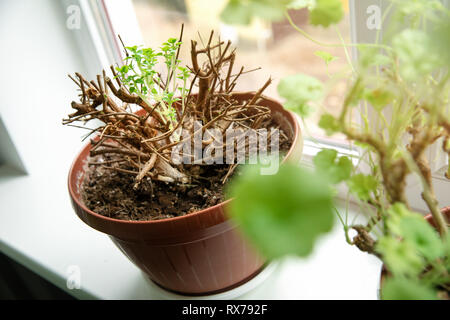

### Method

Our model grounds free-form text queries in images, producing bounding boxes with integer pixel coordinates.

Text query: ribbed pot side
[68,92,303,295]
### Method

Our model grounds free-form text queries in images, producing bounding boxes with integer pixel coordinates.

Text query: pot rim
[67,92,301,226]
[424,206,450,222]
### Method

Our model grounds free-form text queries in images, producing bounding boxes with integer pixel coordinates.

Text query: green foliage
[377,204,449,299]
[314,50,338,67]
[377,204,446,271]
[399,216,445,261]
[220,0,343,27]
[385,203,414,235]
[357,47,392,69]
[313,149,352,184]
[219,0,252,25]
[318,113,341,135]
[227,163,335,259]
[347,174,378,201]
[383,204,445,262]
[277,74,323,117]
[364,89,393,111]
[392,29,442,81]
[309,0,344,27]
[376,236,425,277]
[381,277,437,300]
[220,0,291,25]
[115,38,191,124]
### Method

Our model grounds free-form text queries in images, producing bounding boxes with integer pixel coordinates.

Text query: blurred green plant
[227,162,335,259]
[220,0,343,27]
[222,0,450,300]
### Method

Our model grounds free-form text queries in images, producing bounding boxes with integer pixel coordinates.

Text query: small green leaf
[309,0,344,27]
[314,50,338,66]
[381,277,437,300]
[318,113,341,135]
[126,45,138,53]
[365,89,393,110]
[347,173,378,201]
[313,149,352,184]
[227,163,335,259]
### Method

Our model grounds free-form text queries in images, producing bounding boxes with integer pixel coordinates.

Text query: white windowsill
[0,169,381,300]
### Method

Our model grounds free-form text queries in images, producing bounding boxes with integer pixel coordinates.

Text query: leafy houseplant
[223,0,450,299]
[65,28,303,294]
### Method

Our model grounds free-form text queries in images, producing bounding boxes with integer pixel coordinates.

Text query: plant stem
[401,149,448,237]
[422,190,448,237]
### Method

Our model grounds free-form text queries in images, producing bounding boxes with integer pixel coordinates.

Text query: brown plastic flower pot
[68,92,303,295]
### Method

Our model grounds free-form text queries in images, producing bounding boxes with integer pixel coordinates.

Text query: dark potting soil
[82,160,229,221]
[81,138,293,221]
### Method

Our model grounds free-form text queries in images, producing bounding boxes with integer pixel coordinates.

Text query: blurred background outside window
[130,0,352,142]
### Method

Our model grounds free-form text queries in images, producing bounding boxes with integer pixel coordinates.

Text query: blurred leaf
[376,236,425,276]
[221,0,344,27]
[313,149,352,184]
[347,173,378,201]
[358,46,392,69]
[220,0,252,25]
[277,74,323,117]
[284,101,314,117]
[392,29,442,81]
[365,89,393,110]
[220,0,290,25]
[227,163,335,259]
[309,0,344,27]
[386,203,415,235]
[315,50,338,66]
[399,216,444,262]
[382,277,437,300]
[318,113,341,135]
[251,1,287,21]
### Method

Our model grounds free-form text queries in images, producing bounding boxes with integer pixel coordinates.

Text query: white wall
[0,0,89,175]
[0,1,108,295]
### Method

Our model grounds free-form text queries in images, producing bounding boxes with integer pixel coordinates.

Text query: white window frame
[75,0,450,213]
